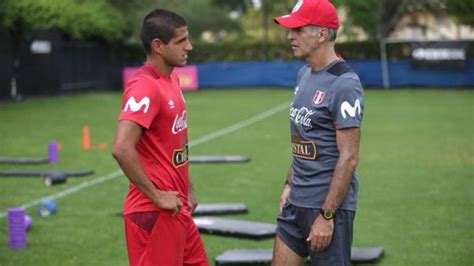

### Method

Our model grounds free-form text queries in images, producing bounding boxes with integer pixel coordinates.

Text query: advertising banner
[411,41,468,70]
[122,65,198,91]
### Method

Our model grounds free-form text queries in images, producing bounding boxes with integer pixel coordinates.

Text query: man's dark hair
[328,29,337,42]
[140,9,187,53]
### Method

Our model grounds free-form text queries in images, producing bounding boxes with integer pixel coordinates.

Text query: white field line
[0,101,288,219]
[188,102,288,147]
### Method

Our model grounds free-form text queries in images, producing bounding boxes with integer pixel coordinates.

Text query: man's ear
[318,28,328,43]
[150,38,164,54]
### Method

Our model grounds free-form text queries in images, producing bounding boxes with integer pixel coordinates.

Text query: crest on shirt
[123,96,150,113]
[313,90,325,105]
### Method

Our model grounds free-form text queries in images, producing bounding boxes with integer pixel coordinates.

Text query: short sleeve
[119,77,160,129]
[329,75,364,129]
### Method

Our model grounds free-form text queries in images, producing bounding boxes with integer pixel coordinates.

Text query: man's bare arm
[322,127,360,211]
[111,120,182,214]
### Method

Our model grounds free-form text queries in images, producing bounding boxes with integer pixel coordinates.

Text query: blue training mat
[193,217,276,240]
[214,247,385,265]
[0,156,48,164]
[193,203,248,216]
[0,169,94,177]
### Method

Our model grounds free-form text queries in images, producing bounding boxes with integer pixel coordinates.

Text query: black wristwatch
[320,208,335,220]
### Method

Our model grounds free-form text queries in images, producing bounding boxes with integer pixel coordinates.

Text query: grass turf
[0,88,472,265]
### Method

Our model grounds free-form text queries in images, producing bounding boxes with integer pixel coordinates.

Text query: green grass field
[0,88,472,265]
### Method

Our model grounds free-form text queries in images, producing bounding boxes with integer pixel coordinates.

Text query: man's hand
[306,214,334,252]
[279,184,291,212]
[154,191,182,215]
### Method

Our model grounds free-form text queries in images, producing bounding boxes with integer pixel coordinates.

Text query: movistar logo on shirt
[123,96,150,113]
[290,106,315,127]
[340,99,361,119]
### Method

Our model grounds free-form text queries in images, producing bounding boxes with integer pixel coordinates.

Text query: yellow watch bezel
[321,209,335,220]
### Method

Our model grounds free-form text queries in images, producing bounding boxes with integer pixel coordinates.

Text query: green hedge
[123,40,473,65]
[1,0,128,43]
[189,41,386,62]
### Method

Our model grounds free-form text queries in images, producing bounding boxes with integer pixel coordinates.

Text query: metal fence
[0,29,122,100]
[0,30,14,100]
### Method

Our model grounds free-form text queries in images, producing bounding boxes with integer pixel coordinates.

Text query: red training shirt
[118,63,190,215]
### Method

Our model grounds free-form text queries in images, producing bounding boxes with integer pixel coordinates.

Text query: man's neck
[146,56,173,78]
[306,44,338,71]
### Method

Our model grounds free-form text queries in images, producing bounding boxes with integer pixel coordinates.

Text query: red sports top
[119,63,189,215]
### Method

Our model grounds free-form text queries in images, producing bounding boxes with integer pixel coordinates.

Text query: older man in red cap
[272,0,365,265]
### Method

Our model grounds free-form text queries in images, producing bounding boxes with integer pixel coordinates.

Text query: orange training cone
[82,125,90,150]
[98,143,107,150]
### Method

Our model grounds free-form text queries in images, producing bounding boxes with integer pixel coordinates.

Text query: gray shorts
[276,202,355,266]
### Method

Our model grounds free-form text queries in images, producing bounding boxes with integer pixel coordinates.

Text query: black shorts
[276,202,355,266]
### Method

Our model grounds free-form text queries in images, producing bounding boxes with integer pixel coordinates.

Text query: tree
[445,0,474,26]
[111,0,241,43]
[0,0,128,43]
[168,0,242,41]
[340,0,460,40]
[210,0,254,12]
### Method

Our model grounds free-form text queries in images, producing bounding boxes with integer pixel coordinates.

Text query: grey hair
[328,29,337,42]
[308,25,337,42]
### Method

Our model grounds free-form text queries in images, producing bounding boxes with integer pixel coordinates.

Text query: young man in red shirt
[112,9,208,266]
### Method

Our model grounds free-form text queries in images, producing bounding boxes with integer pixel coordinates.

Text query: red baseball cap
[274,0,339,30]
